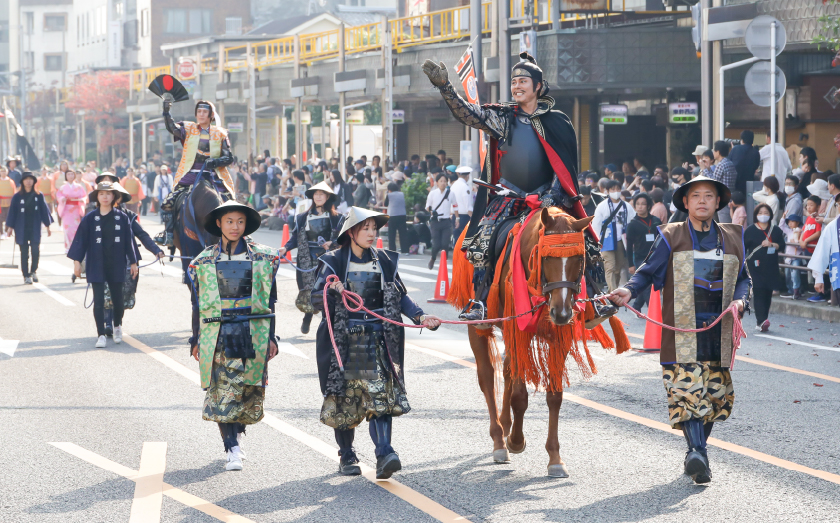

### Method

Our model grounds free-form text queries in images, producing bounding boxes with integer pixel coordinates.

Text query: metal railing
[123,1,677,91]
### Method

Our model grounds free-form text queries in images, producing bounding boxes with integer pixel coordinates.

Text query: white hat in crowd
[806,178,832,200]
[692,145,709,156]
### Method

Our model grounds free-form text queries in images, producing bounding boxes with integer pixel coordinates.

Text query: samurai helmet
[337,207,389,244]
[511,52,549,97]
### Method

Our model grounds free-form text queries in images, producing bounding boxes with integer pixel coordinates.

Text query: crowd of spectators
[588,130,840,334]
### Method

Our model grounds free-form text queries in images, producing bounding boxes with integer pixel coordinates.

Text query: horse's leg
[545,391,569,478]
[467,325,507,462]
[500,354,513,437]
[507,375,528,454]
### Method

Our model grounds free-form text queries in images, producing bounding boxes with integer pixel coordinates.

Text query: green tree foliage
[814,0,840,66]
[401,173,430,214]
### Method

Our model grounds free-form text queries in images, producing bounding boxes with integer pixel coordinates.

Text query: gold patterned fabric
[320,336,409,431]
[202,341,266,425]
[662,363,733,429]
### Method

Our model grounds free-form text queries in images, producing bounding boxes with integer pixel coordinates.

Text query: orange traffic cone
[280,224,292,263]
[637,287,662,353]
[427,251,449,303]
[376,237,383,249]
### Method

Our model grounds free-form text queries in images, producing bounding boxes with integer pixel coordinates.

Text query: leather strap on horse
[527,229,585,297]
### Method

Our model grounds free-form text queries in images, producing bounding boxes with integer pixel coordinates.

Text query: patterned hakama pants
[662,362,734,429]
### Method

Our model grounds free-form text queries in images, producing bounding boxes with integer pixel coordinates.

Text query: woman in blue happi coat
[4,171,53,284]
[68,181,138,349]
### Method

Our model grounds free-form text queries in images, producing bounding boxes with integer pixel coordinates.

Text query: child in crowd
[729,191,747,228]
[780,214,805,299]
[801,195,823,254]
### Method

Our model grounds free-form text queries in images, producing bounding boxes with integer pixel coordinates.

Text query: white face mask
[672,182,680,189]
[757,214,771,223]
[784,186,795,195]
[609,191,621,201]
[670,201,677,213]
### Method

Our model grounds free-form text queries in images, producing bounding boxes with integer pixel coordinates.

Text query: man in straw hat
[5,171,53,284]
[310,207,441,479]
[608,175,752,484]
[422,52,612,323]
[156,99,235,247]
[68,181,138,348]
[186,200,281,472]
[6,155,22,186]
[278,180,345,334]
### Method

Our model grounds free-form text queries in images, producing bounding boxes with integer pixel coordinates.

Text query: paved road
[2,217,840,522]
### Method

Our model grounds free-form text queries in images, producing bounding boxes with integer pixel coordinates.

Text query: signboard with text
[228,122,244,133]
[345,110,364,125]
[392,109,405,124]
[669,102,698,124]
[599,104,628,125]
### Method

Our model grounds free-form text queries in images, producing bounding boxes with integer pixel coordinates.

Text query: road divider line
[754,333,840,354]
[124,334,471,523]
[129,442,167,523]
[405,340,840,486]
[49,442,255,523]
[33,282,74,306]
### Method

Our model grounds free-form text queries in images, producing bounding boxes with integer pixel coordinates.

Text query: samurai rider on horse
[151,75,235,248]
[422,52,616,326]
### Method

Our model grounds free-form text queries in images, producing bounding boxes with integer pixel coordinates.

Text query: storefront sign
[599,104,628,125]
[669,102,699,124]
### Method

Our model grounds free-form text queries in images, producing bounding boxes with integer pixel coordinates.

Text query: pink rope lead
[322,274,545,370]
[591,296,747,369]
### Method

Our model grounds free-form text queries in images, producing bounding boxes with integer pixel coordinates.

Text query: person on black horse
[422,52,615,325]
[279,181,345,334]
[155,99,235,247]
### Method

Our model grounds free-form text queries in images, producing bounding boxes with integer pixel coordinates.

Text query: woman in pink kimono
[56,170,87,252]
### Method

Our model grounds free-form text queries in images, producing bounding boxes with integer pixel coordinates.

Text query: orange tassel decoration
[446,225,474,310]
[609,315,632,354]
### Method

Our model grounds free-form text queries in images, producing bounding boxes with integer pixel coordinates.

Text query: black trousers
[19,236,40,277]
[388,215,409,254]
[753,287,773,326]
[429,218,452,263]
[91,281,125,336]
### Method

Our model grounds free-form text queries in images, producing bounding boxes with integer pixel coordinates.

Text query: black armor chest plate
[346,264,383,310]
[306,214,332,244]
[693,256,724,315]
[216,260,252,299]
[498,116,554,193]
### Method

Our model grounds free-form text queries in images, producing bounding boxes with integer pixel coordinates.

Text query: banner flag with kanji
[454,46,487,170]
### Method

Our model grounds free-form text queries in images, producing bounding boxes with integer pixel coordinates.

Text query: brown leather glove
[422,59,449,88]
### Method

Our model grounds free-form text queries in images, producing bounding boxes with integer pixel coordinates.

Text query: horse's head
[535,207,593,326]
[191,178,223,246]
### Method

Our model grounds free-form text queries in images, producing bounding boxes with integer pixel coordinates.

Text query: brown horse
[461,207,622,477]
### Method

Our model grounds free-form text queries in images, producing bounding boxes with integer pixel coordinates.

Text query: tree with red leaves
[64,71,129,162]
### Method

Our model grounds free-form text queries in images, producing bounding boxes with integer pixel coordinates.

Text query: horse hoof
[547,463,569,478]
[506,436,526,454]
[493,448,511,464]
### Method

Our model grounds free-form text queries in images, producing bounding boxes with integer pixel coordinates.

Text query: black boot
[103,308,114,337]
[370,415,401,479]
[334,429,361,476]
[682,419,711,484]
[154,211,175,247]
[301,313,313,334]
[459,299,487,322]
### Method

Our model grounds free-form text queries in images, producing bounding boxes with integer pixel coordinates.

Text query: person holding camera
[425,173,456,270]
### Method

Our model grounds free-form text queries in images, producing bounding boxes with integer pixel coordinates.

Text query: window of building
[225,17,242,35]
[23,51,34,71]
[23,12,34,35]
[44,54,63,71]
[44,14,67,32]
[164,9,212,34]
[141,8,150,37]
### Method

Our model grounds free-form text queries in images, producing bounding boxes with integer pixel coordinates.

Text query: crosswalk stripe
[129,442,167,523]
[33,282,74,306]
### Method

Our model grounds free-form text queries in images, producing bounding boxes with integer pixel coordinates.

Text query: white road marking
[139,263,183,278]
[753,334,840,354]
[32,282,75,306]
[277,342,309,359]
[0,336,19,357]
[38,260,74,275]
[129,442,167,523]
[395,271,435,283]
[397,264,439,276]
[276,266,296,280]
[0,268,19,276]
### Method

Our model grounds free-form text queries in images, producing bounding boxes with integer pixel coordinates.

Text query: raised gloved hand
[422,59,449,88]
[163,100,172,113]
[204,158,217,170]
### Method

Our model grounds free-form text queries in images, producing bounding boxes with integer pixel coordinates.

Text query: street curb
[770,298,840,322]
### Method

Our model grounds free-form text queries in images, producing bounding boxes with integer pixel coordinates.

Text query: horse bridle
[539,229,584,297]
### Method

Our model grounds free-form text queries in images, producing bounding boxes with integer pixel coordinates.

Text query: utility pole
[700,0,712,147]
[338,24,346,172]
[247,42,257,165]
[382,15,393,164]
[498,0,510,103]
[294,35,302,167]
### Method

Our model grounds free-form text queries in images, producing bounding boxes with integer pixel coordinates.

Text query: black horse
[172,174,223,282]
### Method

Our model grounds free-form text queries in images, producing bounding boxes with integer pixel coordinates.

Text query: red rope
[590,296,747,369]
[322,274,545,370]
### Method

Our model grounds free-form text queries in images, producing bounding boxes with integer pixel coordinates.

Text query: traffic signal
[691,3,703,53]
